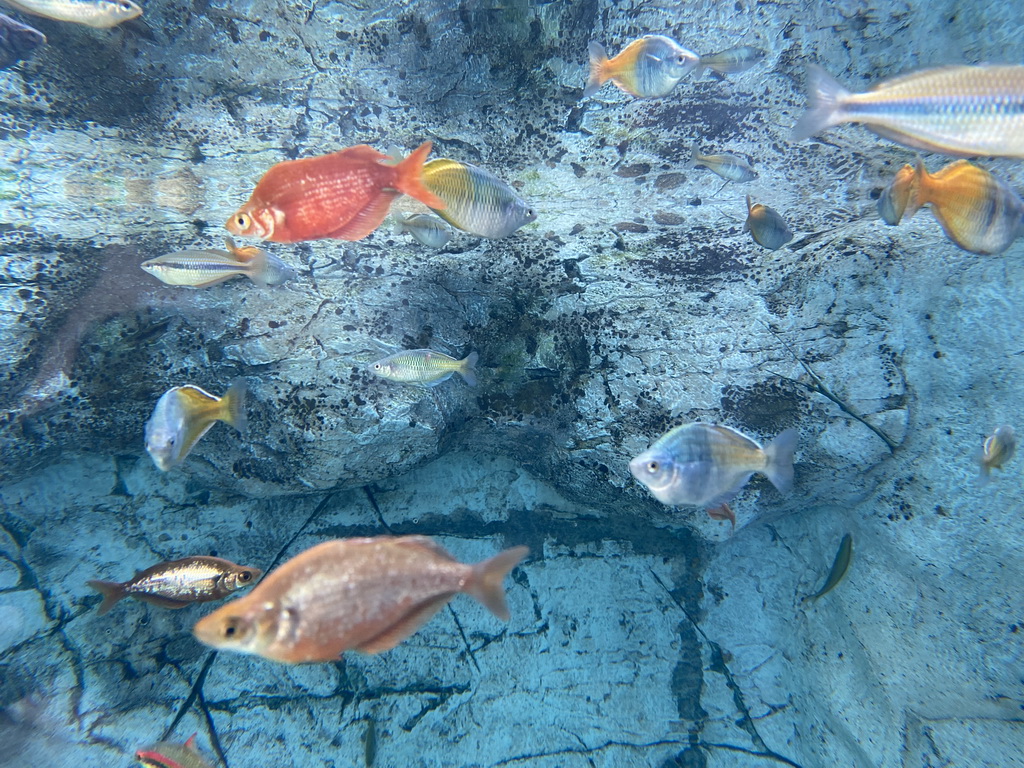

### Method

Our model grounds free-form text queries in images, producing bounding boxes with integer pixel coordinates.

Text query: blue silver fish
[394,212,453,248]
[141,237,295,288]
[145,381,246,471]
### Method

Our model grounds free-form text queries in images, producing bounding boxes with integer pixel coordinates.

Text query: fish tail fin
[790,64,851,141]
[247,249,269,288]
[467,546,529,620]
[582,41,609,98]
[221,379,247,433]
[693,58,706,79]
[685,146,699,169]
[394,141,446,210]
[393,214,409,235]
[459,351,479,387]
[762,428,798,493]
[87,580,125,615]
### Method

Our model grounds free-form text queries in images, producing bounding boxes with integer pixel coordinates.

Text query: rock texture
[1,0,1023,766]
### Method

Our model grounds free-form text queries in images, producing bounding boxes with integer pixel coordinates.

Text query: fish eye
[647,460,660,473]
[373,363,381,370]
[236,214,251,229]
[120,1,133,9]
[238,571,252,582]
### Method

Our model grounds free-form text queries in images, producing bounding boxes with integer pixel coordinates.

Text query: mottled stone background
[1,1,1022,766]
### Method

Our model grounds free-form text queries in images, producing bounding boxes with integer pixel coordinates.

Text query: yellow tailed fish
[583,35,699,99]
[877,163,917,226]
[687,149,757,183]
[141,237,296,288]
[422,159,535,239]
[0,0,141,27]
[369,349,478,387]
[144,380,246,471]
[792,63,1024,158]
[802,534,853,603]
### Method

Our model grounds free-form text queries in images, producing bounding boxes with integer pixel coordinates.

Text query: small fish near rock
[687,149,757,183]
[802,533,853,604]
[192,536,529,663]
[0,0,141,28]
[979,424,1016,482]
[137,734,215,768]
[630,422,798,509]
[144,380,246,471]
[88,556,261,615]
[421,158,536,239]
[393,212,453,248]
[226,141,445,243]
[369,349,478,387]
[877,163,917,226]
[582,35,699,99]
[141,237,296,288]
[694,45,765,78]
[744,195,793,250]
[0,13,44,70]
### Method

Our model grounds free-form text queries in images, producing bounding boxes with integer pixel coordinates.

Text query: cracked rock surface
[1,0,1023,766]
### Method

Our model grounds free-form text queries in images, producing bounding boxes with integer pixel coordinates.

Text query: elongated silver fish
[802,534,852,603]
[0,0,141,27]
[141,237,295,288]
[369,349,478,387]
[744,195,793,250]
[394,212,453,248]
[695,45,765,78]
[687,149,757,182]
[423,159,536,239]
[0,13,44,70]
[145,380,246,471]
[792,63,1024,158]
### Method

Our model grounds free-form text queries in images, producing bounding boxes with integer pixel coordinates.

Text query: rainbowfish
[694,45,765,78]
[630,423,797,508]
[88,556,261,615]
[369,349,478,387]
[744,195,793,249]
[877,163,917,225]
[144,380,246,471]
[0,13,44,70]
[0,0,140,27]
[906,160,1024,255]
[583,35,699,99]
[802,533,853,604]
[979,425,1016,481]
[394,212,453,248]
[192,536,529,663]
[137,734,214,768]
[687,149,757,183]
[792,63,1024,158]
[141,237,296,288]
[422,159,535,239]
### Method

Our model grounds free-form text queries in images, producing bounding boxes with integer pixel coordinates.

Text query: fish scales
[423,159,535,239]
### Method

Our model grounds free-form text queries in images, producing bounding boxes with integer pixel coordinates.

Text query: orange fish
[877,163,917,225]
[907,159,1024,254]
[582,35,698,99]
[192,536,529,663]
[226,141,445,243]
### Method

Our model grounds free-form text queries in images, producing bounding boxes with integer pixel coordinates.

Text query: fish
[582,35,699,99]
[744,195,793,250]
[877,163,917,226]
[393,212,453,248]
[369,349,478,387]
[88,556,261,615]
[0,0,141,27]
[141,237,296,288]
[137,734,215,768]
[979,425,1016,481]
[421,158,536,239]
[226,141,445,243]
[630,423,798,508]
[144,380,246,471]
[792,63,1024,158]
[0,13,44,70]
[802,533,853,603]
[906,160,1024,255]
[687,149,757,183]
[192,536,529,663]
[707,502,735,530]
[694,45,765,78]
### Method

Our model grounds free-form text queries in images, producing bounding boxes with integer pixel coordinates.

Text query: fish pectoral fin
[326,191,400,241]
[354,595,453,655]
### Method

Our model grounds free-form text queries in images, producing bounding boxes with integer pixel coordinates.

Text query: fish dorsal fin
[354,594,453,655]
[185,733,198,751]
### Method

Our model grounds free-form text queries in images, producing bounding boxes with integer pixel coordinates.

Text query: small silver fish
[145,380,246,471]
[744,195,793,250]
[687,149,757,182]
[802,533,852,603]
[369,349,478,387]
[423,159,536,239]
[141,237,295,288]
[394,213,453,248]
[980,425,1016,481]
[630,423,797,508]
[695,45,765,78]
[0,0,141,27]
[583,35,699,99]
[0,13,44,70]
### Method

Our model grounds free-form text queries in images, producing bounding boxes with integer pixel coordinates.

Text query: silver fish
[792,63,1024,158]
[369,349,478,387]
[744,195,793,250]
[630,423,798,508]
[980,425,1016,481]
[141,238,295,288]
[394,213,453,249]
[687,149,757,182]
[423,159,536,239]
[0,13,44,70]
[0,0,141,28]
[695,45,765,78]
[583,35,699,99]
[145,381,246,471]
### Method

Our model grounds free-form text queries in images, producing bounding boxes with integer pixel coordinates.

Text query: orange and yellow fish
[877,163,917,225]
[137,734,214,768]
[144,381,246,471]
[582,35,698,99]
[227,142,445,243]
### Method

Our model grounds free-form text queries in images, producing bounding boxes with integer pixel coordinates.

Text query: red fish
[226,141,445,243]
[136,733,214,768]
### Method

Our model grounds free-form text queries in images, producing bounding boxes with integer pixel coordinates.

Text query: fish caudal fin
[467,545,529,621]
[685,146,699,169]
[87,580,126,615]
[459,351,479,387]
[790,64,851,142]
[245,249,270,288]
[221,379,247,433]
[693,58,706,79]
[394,141,446,210]
[582,41,608,98]
[393,214,409,235]
[762,428,798,494]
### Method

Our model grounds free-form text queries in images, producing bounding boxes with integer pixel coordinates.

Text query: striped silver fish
[0,0,141,27]
[423,159,536,239]
[394,212,453,248]
[141,238,295,288]
[792,64,1024,158]
[687,149,757,182]
[694,45,764,78]
[369,349,478,387]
